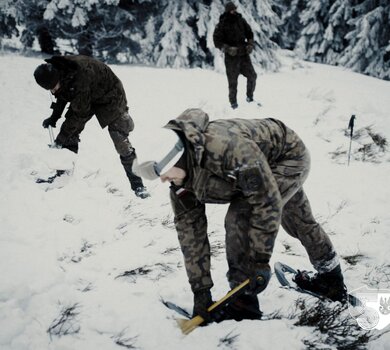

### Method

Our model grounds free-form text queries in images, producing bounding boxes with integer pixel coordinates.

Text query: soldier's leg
[225,198,251,286]
[240,56,257,100]
[273,138,345,300]
[225,198,271,289]
[224,198,267,320]
[108,112,148,196]
[272,143,339,272]
[170,187,212,293]
[281,188,347,302]
[225,56,240,106]
[281,189,339,273]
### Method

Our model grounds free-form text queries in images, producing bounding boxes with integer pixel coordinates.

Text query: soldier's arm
[50,98,67,121]
[242,18,254,42]
[55,110,91,146]
[56,79,92,143]
[213,22,226,50]
[169,186,213,293]
[227,138,282,264]
[43,98,67,128]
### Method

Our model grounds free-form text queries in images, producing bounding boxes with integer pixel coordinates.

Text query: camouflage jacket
[164,108,307,292]
[47,55,128,135]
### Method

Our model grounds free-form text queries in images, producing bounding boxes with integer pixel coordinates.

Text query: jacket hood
[163,108,210,165]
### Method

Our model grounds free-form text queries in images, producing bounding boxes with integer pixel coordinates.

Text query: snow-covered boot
[120,153,150,199]
[294,264,347,302]
[134,186,150,199]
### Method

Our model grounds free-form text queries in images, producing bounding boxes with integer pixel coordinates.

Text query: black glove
[42,116,58,128]
[55,133,79,154]
[248,263,271,294]
[48,141,62,149]
[246,44,253,54]
[192,289,213,324]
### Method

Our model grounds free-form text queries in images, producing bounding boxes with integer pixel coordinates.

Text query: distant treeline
[0,0,389,80]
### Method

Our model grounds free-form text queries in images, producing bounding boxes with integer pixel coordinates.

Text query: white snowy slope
[0,53,390,350]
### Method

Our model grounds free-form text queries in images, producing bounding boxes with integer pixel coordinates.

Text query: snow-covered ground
[0,53,390,350]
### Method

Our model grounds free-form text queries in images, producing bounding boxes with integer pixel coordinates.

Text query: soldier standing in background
[135,108,347,322]
[34,55,150,199]
[213,2,257,109]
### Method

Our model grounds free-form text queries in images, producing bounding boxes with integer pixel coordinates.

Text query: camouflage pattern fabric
[43,55,144,190]
[109,113,144,190]
[45,55,128,148]
[108,112,135,157]
[166,108,339,293]
[47,55,128,130]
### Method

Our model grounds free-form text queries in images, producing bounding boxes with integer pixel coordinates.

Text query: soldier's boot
[219,294,262,321]
[294,264,347,302]
[120,152,150,199]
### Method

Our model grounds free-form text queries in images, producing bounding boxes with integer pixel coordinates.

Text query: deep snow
[0,52,390,349]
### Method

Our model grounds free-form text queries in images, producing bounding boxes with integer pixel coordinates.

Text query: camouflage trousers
[57,111,144,190]
[108,112,144,190]
[224,54,257,105]
[171,132,339,293]
[226,148,339,288]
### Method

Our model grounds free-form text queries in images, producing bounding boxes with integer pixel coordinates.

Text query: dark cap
[225,2,237,12]
[34,63,60,90]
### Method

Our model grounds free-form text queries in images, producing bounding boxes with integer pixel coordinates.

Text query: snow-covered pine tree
[1,0,282,71]
[197,1,224,70]
[152,0,281,71]
[319,0,352,64]
[43,0,143,62]
[12,0,57,54]
[0,0,19,46]
[295,0,333,62]
[236,0,281,71]
[275,0,307,50]
[340,0,390,80]
[153,0,200,68]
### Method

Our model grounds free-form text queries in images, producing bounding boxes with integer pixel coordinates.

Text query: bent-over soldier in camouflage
[155,108,347,321]
[33,55,149,198]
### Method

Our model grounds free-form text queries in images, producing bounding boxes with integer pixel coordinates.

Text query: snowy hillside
[1,53,390,350]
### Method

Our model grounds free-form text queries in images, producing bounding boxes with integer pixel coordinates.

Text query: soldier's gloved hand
[192,289,213,324]
[226,46,238,56]
[42,116,58,128]
[48,141,62,149]
[248,263,271,294]
[246,44,253,54]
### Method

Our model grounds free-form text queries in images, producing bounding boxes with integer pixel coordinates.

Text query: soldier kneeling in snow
[135,108,347,322]
[33,55,150,199]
